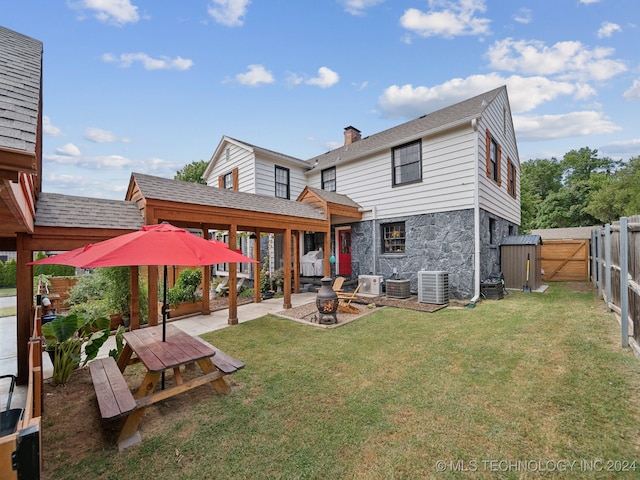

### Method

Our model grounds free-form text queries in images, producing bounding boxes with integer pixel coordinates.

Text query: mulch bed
[363,295,449,313]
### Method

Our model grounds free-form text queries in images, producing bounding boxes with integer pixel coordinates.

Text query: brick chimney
[344,126,361,145]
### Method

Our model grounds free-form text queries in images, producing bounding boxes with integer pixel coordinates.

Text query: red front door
[338,230,352,276]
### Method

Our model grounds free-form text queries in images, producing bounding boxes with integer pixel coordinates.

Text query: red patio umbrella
[30,223,256,341]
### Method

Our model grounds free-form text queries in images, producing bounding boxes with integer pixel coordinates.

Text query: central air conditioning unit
[418,271,449,304]
[358,275,384,296]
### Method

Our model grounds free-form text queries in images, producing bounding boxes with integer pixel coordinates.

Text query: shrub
[167,268,202,306]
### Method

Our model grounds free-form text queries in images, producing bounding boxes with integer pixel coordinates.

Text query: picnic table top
[122,324,216,373]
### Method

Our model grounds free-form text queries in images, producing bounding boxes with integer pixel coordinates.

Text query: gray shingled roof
[305,186,361,209]
[307,86,505,170]
[132,173,327,220]
[35,192,144,230]
[0,26,42,154]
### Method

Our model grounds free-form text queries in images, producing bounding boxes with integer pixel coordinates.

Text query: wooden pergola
[14,173,362,383]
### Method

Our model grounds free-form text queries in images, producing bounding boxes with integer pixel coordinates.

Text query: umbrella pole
[162,265,168,389]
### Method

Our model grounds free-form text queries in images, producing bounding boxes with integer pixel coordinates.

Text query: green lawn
[0,287,16,317]
[43,283,640,479]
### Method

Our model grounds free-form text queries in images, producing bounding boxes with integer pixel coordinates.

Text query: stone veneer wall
[347,208,516,300]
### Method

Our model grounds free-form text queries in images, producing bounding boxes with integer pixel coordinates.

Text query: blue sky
[4,0,640,200]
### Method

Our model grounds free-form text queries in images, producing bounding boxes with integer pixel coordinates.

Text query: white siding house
[203,136,309,199]
[203,86,520,299]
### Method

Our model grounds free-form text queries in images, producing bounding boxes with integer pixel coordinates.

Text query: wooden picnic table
[90,324,243,451]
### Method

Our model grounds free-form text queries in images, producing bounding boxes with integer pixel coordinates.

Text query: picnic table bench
[88,324,244,451]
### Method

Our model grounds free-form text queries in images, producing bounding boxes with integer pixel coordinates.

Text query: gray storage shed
[500,235,543,291]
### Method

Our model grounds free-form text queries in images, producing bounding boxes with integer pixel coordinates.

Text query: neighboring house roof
[35,192,143,230]
[530,226,597,240]
[501,235,542,246]
[307,86,505,171]
[131,172,326,220]
[0,26,42,154]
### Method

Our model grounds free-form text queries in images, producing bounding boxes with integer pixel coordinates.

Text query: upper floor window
[275,166,290,199]
[507,158,516,198]
[218,167,238,190]
[382,222,405,254]
[322,167,336,192]
[223,171,233,189]
[392,140,422,186]
[485,129,501,185]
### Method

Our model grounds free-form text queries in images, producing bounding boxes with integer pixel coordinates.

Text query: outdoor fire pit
[316,277,339,324]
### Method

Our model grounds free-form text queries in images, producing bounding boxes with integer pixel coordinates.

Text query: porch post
[129,266,139,330]
[253,229,261,304]
[147,266,158,327]
[283,227,292,309]
[323,228,332,278]
[293,231,300,294]
[16,233,32,384]
[228,225,238,325]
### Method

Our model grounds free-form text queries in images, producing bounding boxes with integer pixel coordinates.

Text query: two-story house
[203,86,520,299]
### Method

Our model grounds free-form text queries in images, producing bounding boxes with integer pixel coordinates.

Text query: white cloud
[102,52,193,71]
[208,0,250,27]
[69,0,139,26]
[285,72,304,88]
[134,157,182,174]
[579,0,600,4]
[340,0,384,16]
[486,38,627,82]
[235,64,274,87]
[399,0,491,39]
[84,127,132,144]
[377,73,596,118]
[306,67,339,88]
[600,139,640,158]
[44,153,133,169]
[513,7,532,24]
[514,111,621,141]
[55,143,81,157]
[597,21,622,38]
[623,79,640,99]
[43,116,63,137]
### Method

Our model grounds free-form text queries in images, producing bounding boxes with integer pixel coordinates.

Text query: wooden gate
[541,239,589,281]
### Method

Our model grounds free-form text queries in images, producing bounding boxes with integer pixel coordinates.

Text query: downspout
[468,118,481,306]
[358,205,377,274]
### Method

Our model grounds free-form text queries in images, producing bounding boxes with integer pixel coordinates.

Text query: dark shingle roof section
[500,235,542,246]
[132,173,326,220]
[305,186,361,209]
[0,26,42,154]
[307,86,504,170]
[35,192,144,230]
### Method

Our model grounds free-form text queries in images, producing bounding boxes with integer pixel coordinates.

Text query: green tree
[521,158,563,198]
[521,147,622,229]
[586,156,640,223]
[175,160,208,185]
[561,147,620,186]
[519,158,563,232]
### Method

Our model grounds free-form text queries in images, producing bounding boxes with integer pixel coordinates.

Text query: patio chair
[337,283,362,314]
[332,276,345,292]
